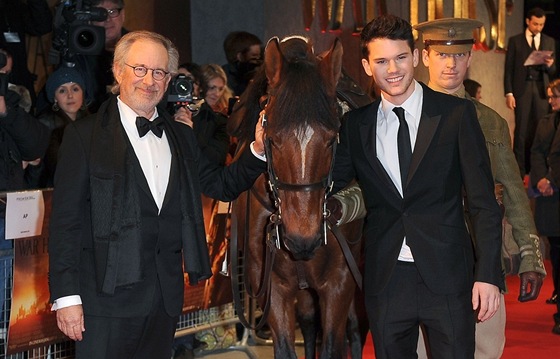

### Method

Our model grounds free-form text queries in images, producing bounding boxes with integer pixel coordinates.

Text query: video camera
[50,0,108,65]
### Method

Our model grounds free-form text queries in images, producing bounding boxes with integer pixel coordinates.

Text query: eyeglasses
[106,8,123,18]
[125,64,169,81]
[548,95,560,100]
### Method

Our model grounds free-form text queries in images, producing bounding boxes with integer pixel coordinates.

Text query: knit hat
[46,67,86,103]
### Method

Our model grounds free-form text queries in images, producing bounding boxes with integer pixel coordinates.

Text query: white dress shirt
[376,80,424,262]
[117,97,171,212]
[526,28,541,50]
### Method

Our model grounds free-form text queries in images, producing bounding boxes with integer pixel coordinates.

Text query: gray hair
[111,30,179,94]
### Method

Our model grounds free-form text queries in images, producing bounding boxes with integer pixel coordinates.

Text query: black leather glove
[518,271,543,302]
[326,196,342,227]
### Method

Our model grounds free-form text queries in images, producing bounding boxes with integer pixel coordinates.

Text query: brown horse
[228,36,364,359]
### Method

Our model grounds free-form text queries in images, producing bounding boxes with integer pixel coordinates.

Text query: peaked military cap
[414,18,483,54]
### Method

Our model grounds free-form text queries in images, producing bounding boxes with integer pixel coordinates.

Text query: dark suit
[48,96,264,358]
[332,83,503,358]
[504,32,556,175]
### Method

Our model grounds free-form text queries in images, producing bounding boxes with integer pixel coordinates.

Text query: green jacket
[461,87,545,277]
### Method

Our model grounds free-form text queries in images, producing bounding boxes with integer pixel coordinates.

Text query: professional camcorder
[50,0,108,65]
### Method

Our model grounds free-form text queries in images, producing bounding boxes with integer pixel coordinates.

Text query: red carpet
[502,262,559,358]
[357,260,560,358]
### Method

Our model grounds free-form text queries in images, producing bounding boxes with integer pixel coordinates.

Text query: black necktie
[136,116,164,138]
[531,34,537,50]
[393,107,412,188]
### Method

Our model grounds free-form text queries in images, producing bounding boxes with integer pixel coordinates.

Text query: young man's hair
[527,7,545,20]
[360,14,414,58]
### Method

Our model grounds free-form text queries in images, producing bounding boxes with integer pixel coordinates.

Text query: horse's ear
[264,37,283,88]
[319,38,343,95]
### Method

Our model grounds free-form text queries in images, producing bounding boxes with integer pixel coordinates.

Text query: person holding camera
[0,0,52,112]
[0,47,49,350]
[171,63,229,166]
[54,0,128,114]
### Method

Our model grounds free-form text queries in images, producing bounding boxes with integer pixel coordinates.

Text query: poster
[7,190,66,355]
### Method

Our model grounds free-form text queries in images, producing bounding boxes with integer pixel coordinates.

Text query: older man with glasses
[48,30,266,359]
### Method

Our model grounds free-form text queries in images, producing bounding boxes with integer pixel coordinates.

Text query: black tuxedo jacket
[48,96,265,317]
[332,83,504,297]
[504,32,556,98]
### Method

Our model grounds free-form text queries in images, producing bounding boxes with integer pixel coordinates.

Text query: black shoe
[546,294,557,304]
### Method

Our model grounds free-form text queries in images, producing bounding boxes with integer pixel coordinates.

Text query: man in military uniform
[413,18,546,358]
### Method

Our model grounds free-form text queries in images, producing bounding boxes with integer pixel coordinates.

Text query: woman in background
[33,67,89,187]
[201,64,233,117]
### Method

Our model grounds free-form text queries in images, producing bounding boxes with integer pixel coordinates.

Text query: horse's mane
[228,37,339,145]
[228,67,268,144]
[267,54,339,136]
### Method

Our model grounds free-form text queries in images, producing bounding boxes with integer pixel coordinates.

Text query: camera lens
[69,24,105,55]
[175,77,193,96]
[76,30,96,49]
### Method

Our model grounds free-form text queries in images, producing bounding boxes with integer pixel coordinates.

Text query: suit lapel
[359,101,401,196]
[407,111,440,185]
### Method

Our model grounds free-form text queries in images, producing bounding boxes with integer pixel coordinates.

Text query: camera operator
[0,48,49,344]
[0,0,53,113]
[43,0,128,114]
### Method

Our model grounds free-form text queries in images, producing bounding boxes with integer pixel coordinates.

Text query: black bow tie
[136,116,164,138]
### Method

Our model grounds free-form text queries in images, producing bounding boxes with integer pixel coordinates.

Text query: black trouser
[366,261,475,359]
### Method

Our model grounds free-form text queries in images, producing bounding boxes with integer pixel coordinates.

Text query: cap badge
[448,27,457,38]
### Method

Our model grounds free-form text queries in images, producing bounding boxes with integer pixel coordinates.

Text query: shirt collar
[117,96,159,128]
[380,80,423,121]
[526,29,541,40]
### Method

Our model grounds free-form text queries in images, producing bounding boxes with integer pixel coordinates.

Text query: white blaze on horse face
[296,127,315,179]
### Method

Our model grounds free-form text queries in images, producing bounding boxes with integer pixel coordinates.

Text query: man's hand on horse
[253,110,266,156]
[518,271,543,302]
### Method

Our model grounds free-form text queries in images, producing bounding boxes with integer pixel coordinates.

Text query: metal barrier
[0,254,257,359]
[0,196,256,358]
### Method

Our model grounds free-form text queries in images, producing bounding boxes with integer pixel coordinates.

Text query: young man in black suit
[48,30,266,359]
[330,15,504,358]
[504,7,556,176]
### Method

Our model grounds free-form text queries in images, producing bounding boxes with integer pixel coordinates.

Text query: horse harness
[230,111,362,331]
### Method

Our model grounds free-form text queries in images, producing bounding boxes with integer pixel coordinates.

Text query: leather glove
[518,271,543,302]
[326,196,342,227]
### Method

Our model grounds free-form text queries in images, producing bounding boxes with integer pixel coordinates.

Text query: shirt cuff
[250,141,266,162]
[51,295,82,311]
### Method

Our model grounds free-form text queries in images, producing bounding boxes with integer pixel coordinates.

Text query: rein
[262,112,337,250]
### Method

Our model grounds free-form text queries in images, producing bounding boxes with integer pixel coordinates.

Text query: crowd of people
[1,0,560,358]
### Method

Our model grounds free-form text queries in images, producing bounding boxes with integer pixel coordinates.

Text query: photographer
[168,63,229,166]
[0,0,53,112]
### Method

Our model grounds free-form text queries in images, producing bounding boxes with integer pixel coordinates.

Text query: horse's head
[262,36,343,260]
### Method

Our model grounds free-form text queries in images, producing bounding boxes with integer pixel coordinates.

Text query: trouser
[367,262,475,359]
[418,294,506,359]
